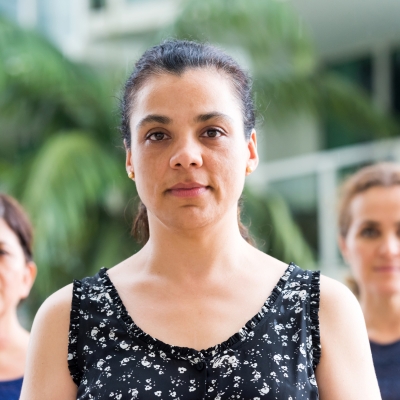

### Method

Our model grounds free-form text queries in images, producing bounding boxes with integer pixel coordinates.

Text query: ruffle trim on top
[68,279,83,386]
[310,270,321,370]
[99,263,295,364]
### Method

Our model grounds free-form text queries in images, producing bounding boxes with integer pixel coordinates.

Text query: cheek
[208,150,246,198]
[346,239,376,274]
[0,262,26,312]
[213,140,248,175]
[132,149,166,199]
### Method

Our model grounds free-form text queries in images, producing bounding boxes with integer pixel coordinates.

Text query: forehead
[130,68,242,123]
[350,186,400,222]
[0,218,19,245]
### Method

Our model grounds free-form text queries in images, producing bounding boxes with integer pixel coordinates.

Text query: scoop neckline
[100,262,296,363]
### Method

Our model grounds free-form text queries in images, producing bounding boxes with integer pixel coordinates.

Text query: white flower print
[128,388,138,399]
[259,382,270,395]
[119,341,129,350]
[90,327,99,339]
[67,264,320,399]
[273,354,282,364]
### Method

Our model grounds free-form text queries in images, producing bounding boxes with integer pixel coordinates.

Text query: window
[391,49,400,116]
[324,56,374,149]
[0,0,18,20]
[90,0,106,10]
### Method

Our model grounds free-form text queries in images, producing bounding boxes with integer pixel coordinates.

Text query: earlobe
[21,261,37,299]
[246,130,259,175]
[338,236,349,264]
[125,147,134,177]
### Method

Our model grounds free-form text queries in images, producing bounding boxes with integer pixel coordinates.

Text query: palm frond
[0,17,116,160]
[169,0,315,75]
[242,190,315,269]
[20,131,124,293]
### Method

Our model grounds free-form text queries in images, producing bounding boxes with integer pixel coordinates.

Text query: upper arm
[315,275,381,400]
[20,284,78,400]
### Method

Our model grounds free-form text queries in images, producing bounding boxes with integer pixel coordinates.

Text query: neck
[0,309,29,380]
[360,291,400,343]
[0,309,28,350]
[141,206,252,283]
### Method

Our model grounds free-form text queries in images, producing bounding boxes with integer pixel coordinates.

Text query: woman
[338,162,400,400]
[0,194,37,400]
[21,40,380,399]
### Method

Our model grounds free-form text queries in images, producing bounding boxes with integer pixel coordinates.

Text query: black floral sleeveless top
[68,263,321,399]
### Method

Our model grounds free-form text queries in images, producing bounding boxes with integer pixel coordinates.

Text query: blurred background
[1,0,400,324]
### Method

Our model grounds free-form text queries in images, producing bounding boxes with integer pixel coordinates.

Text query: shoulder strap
[281,265,321,370]
[68,278,83,386]
[309,270,321,370]
[67,268,112,386]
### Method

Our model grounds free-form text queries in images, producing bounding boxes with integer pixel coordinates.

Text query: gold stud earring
[128,171,135,180]
[246,166,252,175]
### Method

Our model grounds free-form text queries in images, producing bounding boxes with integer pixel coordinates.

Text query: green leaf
[21,131,124,293]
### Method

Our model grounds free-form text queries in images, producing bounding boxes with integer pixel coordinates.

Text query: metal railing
[247,137,400,278]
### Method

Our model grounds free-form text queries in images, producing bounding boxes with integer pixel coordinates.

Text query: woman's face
[126,68,258,233]
[340,186,400,296]
[0,218,36,317]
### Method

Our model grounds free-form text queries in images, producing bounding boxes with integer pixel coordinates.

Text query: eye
[360,227,379,238]
[0,249,8,256]
[147,132,169,141]
[201,129,223,138]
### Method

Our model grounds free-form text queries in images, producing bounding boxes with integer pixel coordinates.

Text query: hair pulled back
[0,193,33,262]
[120,39,256,245]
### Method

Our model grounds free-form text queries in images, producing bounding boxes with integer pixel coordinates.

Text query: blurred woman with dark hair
[22,40,380,400]
[338,162,400,400]
[0,194,37,400]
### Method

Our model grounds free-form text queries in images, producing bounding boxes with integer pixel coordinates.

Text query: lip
[167,182,209,198]
[373,266,400,273]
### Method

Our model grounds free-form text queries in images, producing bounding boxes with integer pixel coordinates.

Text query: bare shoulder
[28,282,74,359]
[34,283,74,328]
[319,274,362,324]
[318,274,367,343]
[20,283,77,399]
[315,275,381,400]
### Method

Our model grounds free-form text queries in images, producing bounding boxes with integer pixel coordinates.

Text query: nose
[379,233,400,257]
[169,137,203,170]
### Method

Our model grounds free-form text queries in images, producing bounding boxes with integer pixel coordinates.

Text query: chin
[372,282,400,296]
[162,207,219,232]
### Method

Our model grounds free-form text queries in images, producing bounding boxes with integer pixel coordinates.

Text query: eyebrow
[195,112,234,123]
[136,114,172,130]
[361,220,379,225]
[360,220,400,228]
[136,112,234,131]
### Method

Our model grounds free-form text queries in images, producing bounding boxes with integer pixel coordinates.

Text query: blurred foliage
[242,190,315,269]
[0,17,140,315]
[167,0,399,139]
[2,0,399,320]
[162,0,400,268]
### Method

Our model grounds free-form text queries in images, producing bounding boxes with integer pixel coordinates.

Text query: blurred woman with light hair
[338,162,400,400]
[0,194,37,400]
